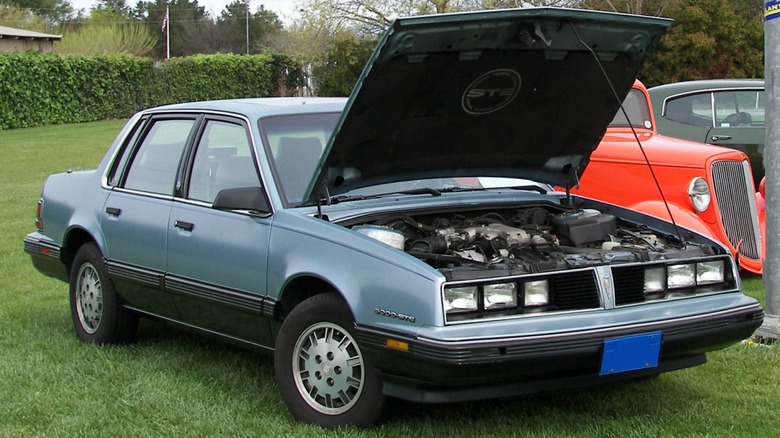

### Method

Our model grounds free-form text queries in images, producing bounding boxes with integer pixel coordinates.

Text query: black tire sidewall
[69,243,136,344]
[274,292,385,428]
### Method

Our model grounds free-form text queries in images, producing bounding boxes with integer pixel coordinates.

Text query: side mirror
[213,187,271,215]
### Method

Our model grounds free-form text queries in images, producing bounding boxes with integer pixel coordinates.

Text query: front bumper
[356,301,763,403]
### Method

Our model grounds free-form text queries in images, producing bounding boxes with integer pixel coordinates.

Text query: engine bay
[346,205,714,280]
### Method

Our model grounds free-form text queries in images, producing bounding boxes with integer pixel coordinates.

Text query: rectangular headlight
[697,260,725,285]
[484,282,517,310]
[668,263,696,289]
[443,286,478,313]
[644,267,666,293]
[523,280,549,306]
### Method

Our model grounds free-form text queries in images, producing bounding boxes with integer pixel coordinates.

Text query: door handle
[710,135,732,142]
[174,220,194,232]
[105,207,122,217]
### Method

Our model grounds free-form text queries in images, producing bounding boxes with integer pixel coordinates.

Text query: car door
[166,116,274,347]
[102,115,199,317]
[706,89,765,184]
[661,89,764,185]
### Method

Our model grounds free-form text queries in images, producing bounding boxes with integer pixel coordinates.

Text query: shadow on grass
[109,318,706,434]
[388,375,700,433]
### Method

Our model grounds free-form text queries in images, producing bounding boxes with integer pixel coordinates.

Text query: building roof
[0,25,61,40]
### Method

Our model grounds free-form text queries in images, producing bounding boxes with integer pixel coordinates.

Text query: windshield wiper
[442,185,547,194]
[328,187,442,204]
[502,185,548,194]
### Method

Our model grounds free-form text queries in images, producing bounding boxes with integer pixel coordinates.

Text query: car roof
[147,97,348,119]
[648,79,765,97]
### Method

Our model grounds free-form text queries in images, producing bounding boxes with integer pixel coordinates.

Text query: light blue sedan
[24,8,763,428]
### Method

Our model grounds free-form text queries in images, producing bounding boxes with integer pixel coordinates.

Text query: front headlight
[484,283,517,310]
[668,263,696,289]
[644,267,666,293]
[688,177,711,213]
[697,260,725,285]
[443,286,478,313]
[523,280,549,306]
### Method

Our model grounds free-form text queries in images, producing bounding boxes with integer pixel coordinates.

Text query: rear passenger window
[188,120,258,203]
[123,119,195,195]
[664,94,713,127]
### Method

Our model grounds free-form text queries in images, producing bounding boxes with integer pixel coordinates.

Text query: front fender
[267,210,444,333]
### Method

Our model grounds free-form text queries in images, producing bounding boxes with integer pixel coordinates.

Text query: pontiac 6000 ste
[25,8,763,428]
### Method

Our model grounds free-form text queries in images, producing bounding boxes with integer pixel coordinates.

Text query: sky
[68,0,303,25]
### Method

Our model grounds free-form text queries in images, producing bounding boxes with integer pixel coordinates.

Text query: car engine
[349,205,712,280]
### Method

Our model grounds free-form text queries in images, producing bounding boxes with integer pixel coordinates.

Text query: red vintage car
[571,81,764,274]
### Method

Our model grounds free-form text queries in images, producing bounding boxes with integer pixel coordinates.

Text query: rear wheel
[69,243,138,344]
[274,292,385,428]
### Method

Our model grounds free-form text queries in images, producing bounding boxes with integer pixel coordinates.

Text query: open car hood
[306,8,671,203]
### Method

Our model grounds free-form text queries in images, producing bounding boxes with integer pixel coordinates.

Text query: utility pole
[246,0,250,55]
[756,1,780,341]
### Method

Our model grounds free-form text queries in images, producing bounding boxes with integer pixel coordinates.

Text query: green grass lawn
[0,122,777,436]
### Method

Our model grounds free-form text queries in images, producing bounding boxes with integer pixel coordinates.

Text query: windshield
[259,112,340,206]
[261,114,553,206]
[609,88,653,129]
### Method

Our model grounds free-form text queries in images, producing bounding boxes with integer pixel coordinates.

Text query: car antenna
[570,22,684,243]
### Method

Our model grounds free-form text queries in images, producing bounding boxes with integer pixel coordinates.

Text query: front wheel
[274,293,386,428]
[69,243,138,344]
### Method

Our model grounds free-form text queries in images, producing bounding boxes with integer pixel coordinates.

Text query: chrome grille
[711,160,761,260]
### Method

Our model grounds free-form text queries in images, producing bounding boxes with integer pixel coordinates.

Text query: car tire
[274,292,386,428]
[69,243,138,344]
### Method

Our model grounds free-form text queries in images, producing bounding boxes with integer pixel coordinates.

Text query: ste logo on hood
[462,69,522,115]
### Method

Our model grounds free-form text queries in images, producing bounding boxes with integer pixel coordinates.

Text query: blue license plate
[600,332,662,376]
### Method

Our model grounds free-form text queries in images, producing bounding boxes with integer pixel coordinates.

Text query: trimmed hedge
[0,52,304,130]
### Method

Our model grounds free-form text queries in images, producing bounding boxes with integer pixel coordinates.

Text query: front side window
[188,119,258,203]
[123,119,195,195]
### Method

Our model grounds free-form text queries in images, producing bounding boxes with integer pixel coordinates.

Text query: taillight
[35,199,43,230]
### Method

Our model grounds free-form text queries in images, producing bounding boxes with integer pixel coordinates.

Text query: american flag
[161,6,169,32]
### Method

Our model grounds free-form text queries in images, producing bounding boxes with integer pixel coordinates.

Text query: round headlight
[688,177,711,213]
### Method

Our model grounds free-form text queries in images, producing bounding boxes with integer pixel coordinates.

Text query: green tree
[578,0,764,85]
[133,0,209,58]
[0,4,55,31]
[55,8,157,55]
[215,1,283,54]
[644,0,763,84]
[311,31,376,96]
[93,0,132,15]
[0,0,73,23]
